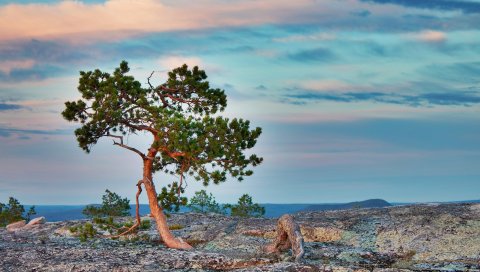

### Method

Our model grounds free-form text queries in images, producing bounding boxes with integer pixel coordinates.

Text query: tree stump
[265,214,305,262]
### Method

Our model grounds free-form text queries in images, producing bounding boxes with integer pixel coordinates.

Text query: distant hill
[301,199,392,212]
[449,199,480,204]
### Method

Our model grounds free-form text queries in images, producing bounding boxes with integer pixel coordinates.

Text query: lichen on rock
[1,203,480,271]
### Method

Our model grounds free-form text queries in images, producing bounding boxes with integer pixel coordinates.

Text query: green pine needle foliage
[0,197,36,227]
[187,190,225,214]
[157,182,187,214]
[227,194,265,218]
[62,61,263,192]
[82,189,130,218]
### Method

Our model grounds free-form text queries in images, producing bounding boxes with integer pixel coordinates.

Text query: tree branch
[107,133,146,159]
[147,71,155,90]
[113,142,147,159]
[147,72,171,108]
[120,121,159,135]
[159,85,181,93]
[106,133,123,144]
[158,146,186,161]
[106,180,144,238]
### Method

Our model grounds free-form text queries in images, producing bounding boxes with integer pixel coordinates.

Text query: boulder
[54,226,75,237]
[27,217,46,226]
[6,220,26,232]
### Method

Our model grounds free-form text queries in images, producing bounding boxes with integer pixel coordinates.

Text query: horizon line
[22,198,480,206]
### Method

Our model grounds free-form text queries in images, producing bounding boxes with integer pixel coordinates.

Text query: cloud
[413,92,480,105]
[0,0,476,67]
[3,0,463,45]
[157,55,223,75]
[0,39,89,81]
[0,0,343,43]
[0,0,168,42]
[0,0,106,5]
[0,126,71,138]
[0,103,23,111]
[158,56,204,71]
[0,64,63,82]
[287,47,336,62]
[17,135,31,140]
[273,33,336,43]
[361,0,480,14]
[0,1,476,82]
[287,91,386,103]
[223,45,255,53]
[255,85,267,90]
[421,61,480,83]
[0,39,88,62]
[350,9,372,17]
[411,30,447,43]
[299,80,356,92]
[285,89,480,107]
[0,59,35,74]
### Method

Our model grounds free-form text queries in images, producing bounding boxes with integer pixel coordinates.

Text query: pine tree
[62,61,262,249]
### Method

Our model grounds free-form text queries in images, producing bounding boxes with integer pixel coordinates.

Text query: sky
[0,0,479,205]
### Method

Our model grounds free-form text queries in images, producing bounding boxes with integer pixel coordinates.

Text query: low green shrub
[140,219,151,230]
[70,222,97,242]
[169,224,184,230]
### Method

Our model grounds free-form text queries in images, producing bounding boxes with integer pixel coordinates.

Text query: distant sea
[25,199,480,222]
[25,204,313,222]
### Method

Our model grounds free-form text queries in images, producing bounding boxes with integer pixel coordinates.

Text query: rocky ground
[1,203,480,271]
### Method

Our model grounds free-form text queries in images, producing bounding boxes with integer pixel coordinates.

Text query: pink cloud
[0,0,399,44]
[411,30,447,43]
[299,80,355,92]
[0,59,35,74]
[157,55,222,74]
[158,56,204,70]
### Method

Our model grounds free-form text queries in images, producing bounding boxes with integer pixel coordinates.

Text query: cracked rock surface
[1,203,480,271]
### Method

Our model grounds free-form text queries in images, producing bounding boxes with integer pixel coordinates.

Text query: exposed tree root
[265,214,305,262]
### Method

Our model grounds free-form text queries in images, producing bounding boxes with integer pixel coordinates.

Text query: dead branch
[106,180,144,238]
[113,141,146,159]
[147,71,155,90]
[106,133,124,144]
[107,133,147,159]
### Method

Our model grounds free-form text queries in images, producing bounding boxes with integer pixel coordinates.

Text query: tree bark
[142,153,192,250]
[106,180,143,238]
[265,214,304,262]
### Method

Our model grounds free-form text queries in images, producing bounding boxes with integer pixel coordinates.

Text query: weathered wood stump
[265,214,305,262]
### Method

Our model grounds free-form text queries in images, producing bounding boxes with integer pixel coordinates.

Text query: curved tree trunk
[143,154,192,250]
